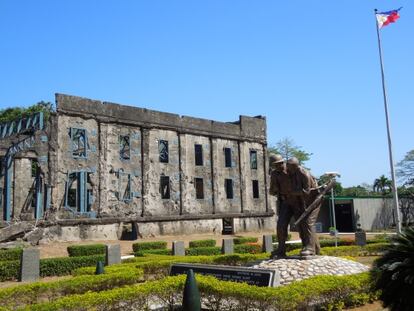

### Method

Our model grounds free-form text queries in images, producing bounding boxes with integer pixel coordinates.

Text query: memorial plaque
[222,238,234,254]
[170,263,279,287]
[355,231,367,246]
[19,248,40,282]
[262,234,273,253]
[172,241,185,256]
[106,244,121,265]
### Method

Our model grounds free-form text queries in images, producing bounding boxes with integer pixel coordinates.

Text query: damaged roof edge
[55,93,267,142]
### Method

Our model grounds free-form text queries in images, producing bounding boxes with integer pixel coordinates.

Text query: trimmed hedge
[272,233,292,243]
[188,239,216,248]
[234,243,262,254]
[0,269,144,310]
[233,236,258,244]
[132,241,167,253]
[0,254,105,281]
[23,272,378,311]
[67,244,106,257]
[186,246,221,256]
[134,249,172,257]
[287,242,389,257]
[0,248,23,262]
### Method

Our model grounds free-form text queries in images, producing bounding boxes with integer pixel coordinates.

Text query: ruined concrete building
[0,94,275,242]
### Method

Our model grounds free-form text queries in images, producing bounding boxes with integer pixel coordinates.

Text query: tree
[373,175,392,196]
[317,174,343,195]
[268,137,312,165]
[340,186,371,197]
[373,227,414,311]
[0,101,53,123]
[397,150,414,185]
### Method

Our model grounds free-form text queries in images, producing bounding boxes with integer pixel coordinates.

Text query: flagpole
[374,9,402,234]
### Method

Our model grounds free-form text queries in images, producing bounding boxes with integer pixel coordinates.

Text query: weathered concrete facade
[0,94,275,241]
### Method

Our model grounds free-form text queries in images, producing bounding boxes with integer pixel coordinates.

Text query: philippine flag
[376,7,402,28]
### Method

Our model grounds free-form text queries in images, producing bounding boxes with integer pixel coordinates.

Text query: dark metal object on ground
[182,269,201,311]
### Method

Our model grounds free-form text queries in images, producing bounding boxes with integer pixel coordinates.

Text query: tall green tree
[268,137,312,165]
[0,101,53,123]
[397,150,414,185]
[373,175,392,196]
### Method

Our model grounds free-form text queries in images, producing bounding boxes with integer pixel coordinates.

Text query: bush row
[132,241,167,253]
[67,244,106,257]
[0,254,105,281]
[233,236,258,244]
[188,239,216,248]
[0,248,23,262]
[0,269,144,310]
[286,242,389,257]
[22,272,378,311]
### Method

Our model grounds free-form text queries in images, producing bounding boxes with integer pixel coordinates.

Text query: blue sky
[0,1,412,187]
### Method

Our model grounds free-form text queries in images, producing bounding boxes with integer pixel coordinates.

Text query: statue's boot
[300,246,314,257]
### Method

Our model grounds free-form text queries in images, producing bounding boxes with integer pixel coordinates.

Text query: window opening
[70,128,87,158]
[224,147,232,168]
[194,144,203,166]
[118,172,132,202]
[252,180,259,198]
[160,176,170,199]
[119,135,131,160]
[65,171,93,213]
[225,179,233,199]
[159,140,169,163]
[194,177,204,199]
[222,218,234,234]
[250,150,257,169]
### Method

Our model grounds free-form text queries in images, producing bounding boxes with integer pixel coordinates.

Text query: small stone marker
[222,238,234,254]
[95,261,105,275]
[355,231,367,246]
[19,248,40,282]
[171,263,280,287]
[172,241,185,256]
[262,235,273,253]
[106,244,121,265]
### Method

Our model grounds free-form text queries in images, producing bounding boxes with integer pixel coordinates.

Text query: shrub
[0,248,23,262]
[234,243,262,254]
[132,241,167,253]
[40,255,105,277]
[373,226,414,311]
[67,244,106,257]
[24,272,377,311]
[233,236,258,245]
[0,269,144,310]
[0,260,20,281]
[188,239,216,248]
[186,247,221,256]
[134,248,172,256]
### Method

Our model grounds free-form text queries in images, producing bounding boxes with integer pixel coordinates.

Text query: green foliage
[268,137,312,165]
[0,269,144,310]
[373,175,392,196]
[318,243,389,257]
[0,248,22,262]
[373,226,414,311]
[24,272,376,311]
[132,241,167,253]
[233,236,258,244]
[40,255,105,277]
[0,101,53,123]
[234,243,262,254]
[67,244,106,257]
[134,249,172,256]
[186,247,221,256]
[397,150,414,185]
[0,260,20,281]
[188,239,216,248]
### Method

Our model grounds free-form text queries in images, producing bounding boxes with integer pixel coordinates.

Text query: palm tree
[373,226,414,311]
[373,175,392,196]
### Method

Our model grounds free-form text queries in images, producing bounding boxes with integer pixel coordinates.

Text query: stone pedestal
[106,244,121,265]
[222,239,234,254]
[355,231,367,246]
[173,241,185,256]
[262,235,273,253]
[19,248,40,282]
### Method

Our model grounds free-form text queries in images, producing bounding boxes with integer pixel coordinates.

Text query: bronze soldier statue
[286,157,321,256]
[269,154,304,257]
